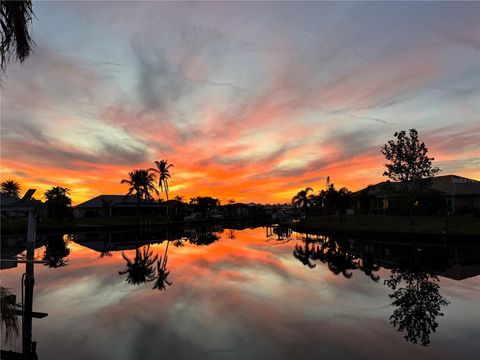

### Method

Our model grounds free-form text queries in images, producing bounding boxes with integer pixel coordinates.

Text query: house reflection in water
[288,231,479,346]
[1,224,479,357]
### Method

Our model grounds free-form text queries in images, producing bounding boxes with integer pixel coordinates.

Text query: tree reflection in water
[291,232,450,346]
[357,253,381,282]
[43,234,72,268]
[385,268,449,346]
[153,241,172,291]
[118,245,158,285]
[293,236,359,278]
[185,229,220,246]
[293,236,317,268]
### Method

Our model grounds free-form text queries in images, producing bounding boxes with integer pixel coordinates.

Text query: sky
[1,1,479,205]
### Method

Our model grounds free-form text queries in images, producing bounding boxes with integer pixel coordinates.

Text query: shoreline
[2,215,478,243]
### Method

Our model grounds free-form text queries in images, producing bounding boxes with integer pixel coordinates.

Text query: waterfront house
[353,175,480,215]
[74,195,167,218]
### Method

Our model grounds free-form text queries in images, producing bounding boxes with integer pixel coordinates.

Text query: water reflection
[183,226,221,246]
[288,231,455,346]
[1,225,479,359]
[153,241,172,291]
[42,234,71,268]
[385,267,450,346]
[118,244,158,285]
[1,233,45,359]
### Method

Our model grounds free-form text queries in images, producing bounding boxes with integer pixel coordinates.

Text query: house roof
[355,175,480,196]
[1,190,45,210]
[75,195,137,208]
[1,193,19,206]
[431,175,480,196]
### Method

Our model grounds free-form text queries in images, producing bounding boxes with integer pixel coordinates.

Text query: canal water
[1,226,479,359]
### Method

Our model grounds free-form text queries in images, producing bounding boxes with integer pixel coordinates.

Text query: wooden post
[23,210,36,358]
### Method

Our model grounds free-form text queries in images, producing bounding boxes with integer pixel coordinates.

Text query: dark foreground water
[1,226,479,359]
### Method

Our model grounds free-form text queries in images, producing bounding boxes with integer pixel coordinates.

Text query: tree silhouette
[0,0,35,75]
[384,268,449,346]
[151,160,173,200]
[121,169,158,216]
[292,187,313,217]
[118,245,158,285]
[44,186,72,220]
[0,179,20,198]
[0,286,19,341]
[381,129,440,184]
[381,129,441,221]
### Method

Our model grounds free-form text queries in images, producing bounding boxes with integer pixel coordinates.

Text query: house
[430,175,480,214]
[222,203,268,220]
[1,189,47,219]
[354,175,480,215]
[73,195,167,218]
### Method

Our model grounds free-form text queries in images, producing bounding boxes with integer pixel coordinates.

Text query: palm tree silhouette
[44,186,72,220]
[151,160,173,200]
[121,169,158,217]
[153,241,172,291]
[118,245,158,285]
[1,179,21,198]
[0,286,19,341]
[292,187,313,218]
[0,0,35,76]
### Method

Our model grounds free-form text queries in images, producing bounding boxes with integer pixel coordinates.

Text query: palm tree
[0,286,19,341]
[0,0,35,76]
[118,245,158,285]
[44,186,72,220]
[292,187,313,218]
[1,179,21,198]
[151,160,173,200]
[121,169,158,217]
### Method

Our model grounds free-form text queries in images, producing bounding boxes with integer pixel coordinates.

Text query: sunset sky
[1,1,479,205]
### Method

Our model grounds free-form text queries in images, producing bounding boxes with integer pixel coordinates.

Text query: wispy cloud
[1,1,479,203]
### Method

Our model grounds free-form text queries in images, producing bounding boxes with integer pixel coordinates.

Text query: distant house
[74,195,167,218]
[263,205,294,222]
[354,175,480,215]
[222,203,268,219]
[1,190,47,218]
